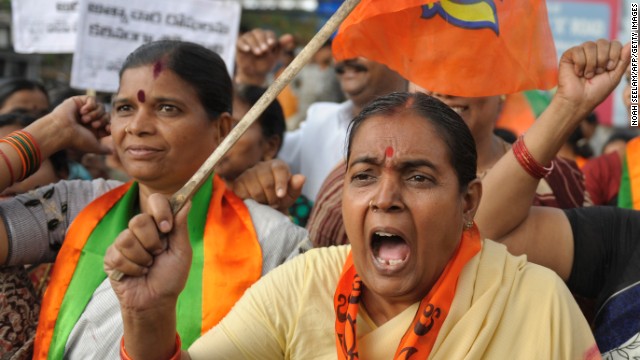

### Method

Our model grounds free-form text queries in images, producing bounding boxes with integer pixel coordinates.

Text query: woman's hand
[235,28,295,85]
[555,39,630,120]
[104,194,192,312]
[232,159,305,214]
[24,95,111,157]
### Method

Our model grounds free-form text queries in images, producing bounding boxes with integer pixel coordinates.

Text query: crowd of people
[0,16,637,360]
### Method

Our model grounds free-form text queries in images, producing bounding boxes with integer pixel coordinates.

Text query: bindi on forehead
[153,61,163,79]
[385,146,394,158]
[137,90,146,103]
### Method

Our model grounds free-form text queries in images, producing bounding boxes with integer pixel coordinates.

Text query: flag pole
[110,0,361,280]
[168,0,361,213]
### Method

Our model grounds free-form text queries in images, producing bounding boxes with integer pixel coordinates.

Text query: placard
[71,0,241,92]
[11,0,79,53]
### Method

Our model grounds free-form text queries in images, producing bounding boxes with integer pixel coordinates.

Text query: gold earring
[464,220,474,230]
[125,126,131,134]
[369,199,378,213]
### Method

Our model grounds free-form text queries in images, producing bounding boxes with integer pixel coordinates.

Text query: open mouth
[371,231,410,268]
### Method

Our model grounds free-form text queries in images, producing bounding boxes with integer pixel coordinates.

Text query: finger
[79,96,97,117]
[104,239,150,278]
[582,41,598,78]
[612,42,632,82]
[113,228,154,267]
[606,40,622,71]
[595,38,611,74]
[244,171,273,205]
[269,160,293,198]
[255,167,282,207]
[82,103,105,122]
[279,34,296,52]
[231,179,251,199]
[561,45,587,77]
[279,174,306,211]
[128,213,166,256]
[147,193,174,234]
[252,29,277,53]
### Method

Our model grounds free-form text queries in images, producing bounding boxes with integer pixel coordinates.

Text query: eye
[351,171,376,185]
[158,104,179,113]
[114,104,133,114]
[407,173,436,185]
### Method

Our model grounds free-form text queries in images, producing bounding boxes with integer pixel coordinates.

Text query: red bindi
[153,61,163,79]
[137,90,146,103]
[385,146,394,158]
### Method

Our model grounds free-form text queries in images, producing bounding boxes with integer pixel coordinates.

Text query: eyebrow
[349,155,440,172]
[111,96,184,107]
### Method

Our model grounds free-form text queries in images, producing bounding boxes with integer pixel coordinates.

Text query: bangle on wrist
[0,130,42,182]
[512,135,554,179]
[120,333,181,360]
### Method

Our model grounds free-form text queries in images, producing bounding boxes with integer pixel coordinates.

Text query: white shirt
[278,100,354,201]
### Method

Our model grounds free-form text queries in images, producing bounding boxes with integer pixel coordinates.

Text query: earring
[464,220,474,230]
[369,199,378,213]
[125,126,131,135]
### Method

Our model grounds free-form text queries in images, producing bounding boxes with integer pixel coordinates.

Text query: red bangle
[0,148,15,184]
[120,333,181,360]
[512,135,554,179]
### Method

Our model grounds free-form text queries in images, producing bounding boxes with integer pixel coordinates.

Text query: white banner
[71,0,241,92]
[11,0,79,53]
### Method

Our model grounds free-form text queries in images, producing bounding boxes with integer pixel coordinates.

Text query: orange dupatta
[34,175,261,359]
[334,225,481,359]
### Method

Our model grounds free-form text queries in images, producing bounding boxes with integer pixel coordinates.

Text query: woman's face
[409,83,501,140]
[111,65,228,193]
[342,112,479,305]
[0,89,49,116]
[215,97,279,182]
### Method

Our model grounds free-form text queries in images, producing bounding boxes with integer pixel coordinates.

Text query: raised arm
[475,39,630,280]
[0,96,109,264]
[235,28,295,86]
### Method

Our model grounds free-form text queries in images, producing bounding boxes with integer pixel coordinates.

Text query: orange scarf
[34,175,261,359]
[334,226,481,359]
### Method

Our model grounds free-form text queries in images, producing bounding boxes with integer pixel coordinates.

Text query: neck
[360,287,423,326]
[476,134,508,174]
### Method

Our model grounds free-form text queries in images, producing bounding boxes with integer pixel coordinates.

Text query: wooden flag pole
[110,0,361,281]
[169,0,360,213]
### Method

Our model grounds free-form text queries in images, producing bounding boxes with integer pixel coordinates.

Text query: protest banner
[71,0,241,92]
[11,0,79,53]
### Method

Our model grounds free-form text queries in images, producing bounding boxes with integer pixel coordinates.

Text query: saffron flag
[333,0,558,97]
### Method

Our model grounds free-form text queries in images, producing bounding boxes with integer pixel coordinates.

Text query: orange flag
[333,0,558,97]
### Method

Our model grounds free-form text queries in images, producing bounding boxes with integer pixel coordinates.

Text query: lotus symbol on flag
[421,0,499,35]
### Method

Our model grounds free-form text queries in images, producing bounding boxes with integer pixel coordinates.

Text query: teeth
[375,257,406,266]
[375,232,396,237]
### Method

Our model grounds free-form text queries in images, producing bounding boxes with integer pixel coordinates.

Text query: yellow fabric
[189,242,597,360]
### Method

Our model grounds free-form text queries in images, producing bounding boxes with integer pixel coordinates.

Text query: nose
[125,108,155,136]
[370,174,404,213]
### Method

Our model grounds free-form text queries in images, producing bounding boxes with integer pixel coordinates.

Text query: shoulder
[480,240,565,290]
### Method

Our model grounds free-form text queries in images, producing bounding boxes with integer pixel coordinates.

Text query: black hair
[493,127,517,144]
[234,84,286,153]
[119,40,232,118]
[346,92,477,188]
[603,129,638,152]
[0,112,68,177]
[0,78,50,113]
